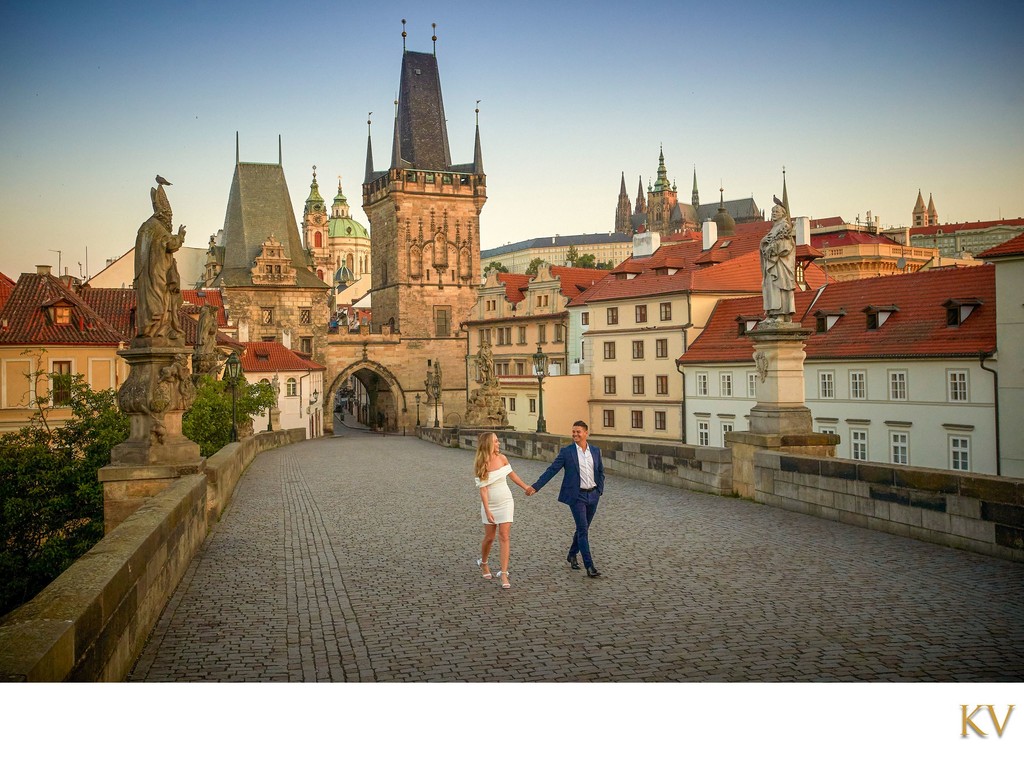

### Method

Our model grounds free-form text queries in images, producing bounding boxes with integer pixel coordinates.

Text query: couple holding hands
[473,421,604,589]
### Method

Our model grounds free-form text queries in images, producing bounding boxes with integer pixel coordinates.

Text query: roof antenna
[235,131,239,164]
[432,22,437,55]
[278,134,282,165]
[401,19,407,51]
[476,99,481,125]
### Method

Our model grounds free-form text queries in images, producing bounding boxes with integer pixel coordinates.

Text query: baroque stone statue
[759,198,796,321]
[474,341,497,387]
[191,304,220,378]
[133,178,186,347]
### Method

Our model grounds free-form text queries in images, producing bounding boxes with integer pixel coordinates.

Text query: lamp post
[310,389,319,438]
[225,352,241,443]
[425,370,441,428]
[533,343,547,434]
[415,393,421,426]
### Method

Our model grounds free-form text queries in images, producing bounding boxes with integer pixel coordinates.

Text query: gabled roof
[975,231,1024,260]
[181,288,228,326]
[0,273,126,346]
[547,266,609,298]
[496,273,530,303]
[910,217,1024,236]
[677,265,996,364]
[0,272,16,311]
[810,216,845,228]
[481,232,631,258]
[812,230,905,247]
[240,341,325,373]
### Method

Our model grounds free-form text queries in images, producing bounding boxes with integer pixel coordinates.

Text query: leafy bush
[0,377,129,617]
[182,375,276,458]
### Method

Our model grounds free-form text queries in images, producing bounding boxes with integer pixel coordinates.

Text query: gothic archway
[327,359,408,434]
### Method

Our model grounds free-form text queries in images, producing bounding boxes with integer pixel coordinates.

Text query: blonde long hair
[474,432,496,481]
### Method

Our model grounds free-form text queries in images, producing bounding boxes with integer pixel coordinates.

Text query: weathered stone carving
[133,180,186,347]
[191,304,220,378]
[754,351,769,382]
[759,199,796,321]
[465,342,507,427]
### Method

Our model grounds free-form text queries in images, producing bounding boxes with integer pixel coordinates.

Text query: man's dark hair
[572,420,588,430]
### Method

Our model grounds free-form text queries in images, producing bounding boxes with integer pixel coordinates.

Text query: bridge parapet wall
[0,428,305,682]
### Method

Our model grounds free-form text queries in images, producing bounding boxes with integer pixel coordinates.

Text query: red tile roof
[810,216,845,228]
[548,266,609,298]
[240,341,325,373]
[677,265,996,364]
[0,272,16,311]
[975,231,1024,260]
[181,289,228,326]
[812,230,905,247]
[497,273,530,303]
[910,217,1024,235]
[0,273,126,346]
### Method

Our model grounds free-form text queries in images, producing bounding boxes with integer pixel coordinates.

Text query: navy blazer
[532,443,605,506]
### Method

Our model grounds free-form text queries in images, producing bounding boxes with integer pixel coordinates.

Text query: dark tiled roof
[240,341,325,373]
[678,265,995,364]
[481,232,632,259]
[976,231,1024,259]
[696,197,761,222]
[910,217,1024,236]
[396,51,452,171]
[0,273,125,345]
[216,162,327,289]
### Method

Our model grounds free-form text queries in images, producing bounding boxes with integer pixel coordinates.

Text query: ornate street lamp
[415,393,421,426]
[533,343,547,434]
[224,352,242,443]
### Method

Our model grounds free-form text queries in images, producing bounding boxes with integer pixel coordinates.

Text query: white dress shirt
[576,444,596,489]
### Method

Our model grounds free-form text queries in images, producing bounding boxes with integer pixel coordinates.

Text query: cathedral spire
[691,167,700,208]
[926,193,938,225]
[781,166,790,215]
[635,175,646,215]
[615,171,632,235]
[473,101,484,174]
[653,145,670,192]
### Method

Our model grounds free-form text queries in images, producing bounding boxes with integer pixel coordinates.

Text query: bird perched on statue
[773,195,784,207]
[156,175,172,186]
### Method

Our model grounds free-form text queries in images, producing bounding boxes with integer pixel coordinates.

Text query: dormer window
[736,315,761,336]
[813,309,846,333]
[863,304,899,330]
[55,306,72,325]
[944,298,982,326]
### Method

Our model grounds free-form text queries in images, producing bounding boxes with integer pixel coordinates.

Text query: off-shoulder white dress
[475,463,515,524]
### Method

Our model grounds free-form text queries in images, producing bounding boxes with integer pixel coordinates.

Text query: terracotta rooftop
[810,216,846,228]
[975,231,1024,260]
[0,272,126,346]
[496,273,530,303]
[0,272,16,311]
[240,341,325,373]
[181,289,229,326]
[677,265,996,364]
[812,230,907,248]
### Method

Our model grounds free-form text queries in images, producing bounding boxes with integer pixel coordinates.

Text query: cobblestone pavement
[129,432,1024,682]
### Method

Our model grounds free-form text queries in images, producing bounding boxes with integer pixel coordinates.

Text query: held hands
[524,486,536,497]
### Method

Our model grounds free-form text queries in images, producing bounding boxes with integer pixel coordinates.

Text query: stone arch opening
[327,359,407,434]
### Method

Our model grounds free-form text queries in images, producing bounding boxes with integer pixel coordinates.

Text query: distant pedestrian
[474,432,531,589]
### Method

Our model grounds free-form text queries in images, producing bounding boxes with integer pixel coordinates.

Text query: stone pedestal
[726,319,837,497]
[103,346,204,532]
[270,408,282,431]
[464,385,508,427]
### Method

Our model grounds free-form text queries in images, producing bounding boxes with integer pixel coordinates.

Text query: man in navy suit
[528,420,605,577]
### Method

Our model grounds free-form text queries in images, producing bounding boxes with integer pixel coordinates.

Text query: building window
[517,326,527,344]
[635,305,647,323]
[434,306,452,337]
[607,307,618,325]
[485,299,496,313]
[581,312,589,326]
[696,372,709,396]
[55,306,72,325]
[720,372,733,397]
[890,431,909,465]
[747,372,757,398]
[554,323,564,343]
[818,425,837,435]
[497,327,512,345]
[479,329,489,346]
[721,421,734,441]
[632,376,645,395]
[697,420,710,446]
[508,397,516,412]
[538,324,547,343]
[819,371,835,399]
[656,375,668,395]
[631,410,644,429]
[950,436,970,471]
[300,309,311,324]
[536,294,549,308]
[603,342,616,360]
[286,378,298,396]
[495,362,510,376]
[262,307,274,325]
[888,370,908,401]
[300,337,313,354]
[632,340,644,359]
[659,302,672,321]
[851,429,868,461]
[655,411,666,430]
[515,361,525,376]
[603,409,615,428]
[51,360,72,406]
[604,376,616,395]
[652,339,667,359]
[850,371,866,400]
[529,398,537,413]
[947,370,968,402]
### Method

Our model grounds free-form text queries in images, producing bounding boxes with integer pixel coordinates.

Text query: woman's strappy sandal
[476,558,492,579]
[495,569,511,589]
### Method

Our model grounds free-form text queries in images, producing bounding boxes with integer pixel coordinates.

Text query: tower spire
[781,166,790,215]
[364,113,374,183]
[691,166,699,208]
[401,18,407,52]
[432,22,437,56]
[653,145,670,191]
[473,101,484,174]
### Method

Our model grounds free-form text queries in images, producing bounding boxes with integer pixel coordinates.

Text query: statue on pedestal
[759,197,796,321]
[191,304,220,379]
[465,342,508,427]
[133,177,186,347]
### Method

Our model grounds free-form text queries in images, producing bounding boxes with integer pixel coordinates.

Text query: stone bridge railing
[0,428,305,682]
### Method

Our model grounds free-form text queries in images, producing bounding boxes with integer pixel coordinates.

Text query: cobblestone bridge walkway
[129,432,1024,682]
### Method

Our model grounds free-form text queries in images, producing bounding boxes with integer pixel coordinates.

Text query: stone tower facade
[614,172,632,235]
[302,167,331,282]
[646,147,678,236]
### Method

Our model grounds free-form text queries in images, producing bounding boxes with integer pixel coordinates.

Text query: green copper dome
[328,216,369,239]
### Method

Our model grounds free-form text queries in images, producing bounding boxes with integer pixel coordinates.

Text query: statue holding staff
[759,196,796,321]
[133,176,186,346]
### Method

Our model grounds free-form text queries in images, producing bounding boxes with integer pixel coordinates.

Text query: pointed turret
[653,145,670,191]
[635,176,646,215]
[304,166,325,216]
[390,99,403,169]
[913,189,927,227]
[332,178,350,219]
[364,117,375,183]
[781,168,790,216]
[691,168,700,208]
[926,193,938,226]
[473,105,484,174]
[615,171,632,235]
[394,49,452,170]
[712,186,736,236]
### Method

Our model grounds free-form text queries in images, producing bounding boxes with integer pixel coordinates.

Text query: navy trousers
[568,490,600,569]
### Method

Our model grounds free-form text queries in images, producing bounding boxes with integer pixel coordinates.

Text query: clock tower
[302,166,331,283]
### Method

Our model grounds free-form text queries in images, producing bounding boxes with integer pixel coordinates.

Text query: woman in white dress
[474,432,530,589]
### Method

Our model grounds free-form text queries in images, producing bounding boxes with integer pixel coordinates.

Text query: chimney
[794,217,811,247]
[702,220,718,251]
[632,230,660,259]
[36,264,52,276]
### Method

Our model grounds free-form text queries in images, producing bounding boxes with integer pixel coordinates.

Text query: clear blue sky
[1,0,1022,279]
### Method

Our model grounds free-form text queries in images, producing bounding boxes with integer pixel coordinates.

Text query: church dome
[328,216,369,240]
[713,206,736,236]
[334,263,355,284]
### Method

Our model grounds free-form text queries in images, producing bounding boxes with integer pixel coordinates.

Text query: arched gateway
[327,359,407,433]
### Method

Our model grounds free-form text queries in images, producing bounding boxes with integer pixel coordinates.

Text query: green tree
[595,261,615,270]
[564,245,579,266]
[182,375,277,458]
[0,376,129,616]
[575,252,598,268]
[483,261,508,275]
[525,257,548,276]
